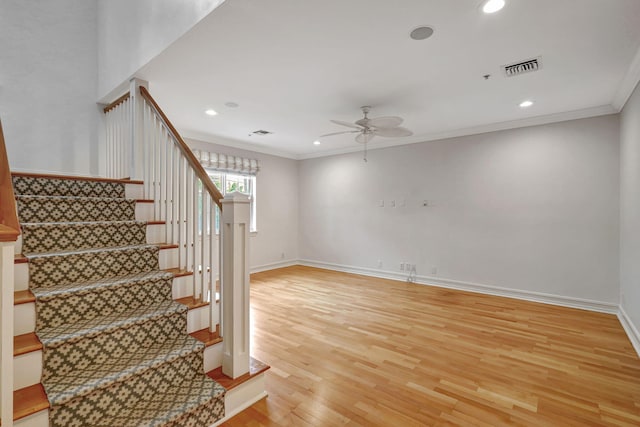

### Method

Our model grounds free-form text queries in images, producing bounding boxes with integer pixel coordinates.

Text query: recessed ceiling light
[519,100,534,108]
[225,102,239,108]
[482,0,505,14]
[313,140,321,146]
[409,26,434,41]
[205,109,218,116]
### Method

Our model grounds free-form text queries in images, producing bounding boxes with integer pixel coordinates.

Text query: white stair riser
[15,303,35,336]
[173,275,194,299]
[146,223,164,244]
[124,183,144,199]
[14,299,216,335]
[15,409,48,427]
[212,374,268,427]
[135,202,154,221]
[204,342,223,373]
[14,351,42,391]
[15,234,22,254]
[159,247,178,270]
[15,263,28,291]
[188,305,213,334]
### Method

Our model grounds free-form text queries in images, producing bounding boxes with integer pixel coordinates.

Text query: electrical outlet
[431,266,437,275]
[377,260,382,268]
[390,200,396,207]
[281,252,285,259]
[400,263,405,271]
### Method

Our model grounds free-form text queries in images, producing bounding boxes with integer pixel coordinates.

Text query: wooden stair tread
[135,199,154,203]
[164,267,192,278]
[11,171,143,185]
[157,243,179,250]
[207,357,270,391]
[14,383,49,421]
[15,332,42,356]
[176,296,210,310]
[190,326,222,347]
[15,289,35,305]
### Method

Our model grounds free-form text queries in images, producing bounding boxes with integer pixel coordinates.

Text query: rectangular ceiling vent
[252,130,272,135]
[502,57,541,77]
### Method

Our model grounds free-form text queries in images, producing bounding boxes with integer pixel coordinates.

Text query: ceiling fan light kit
[320,106,413,161]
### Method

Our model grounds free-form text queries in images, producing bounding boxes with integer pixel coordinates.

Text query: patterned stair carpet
[13,175,225,427]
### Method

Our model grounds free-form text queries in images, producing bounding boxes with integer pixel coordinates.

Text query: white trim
[211,392,268,427]
[297,259,619,314]
[612,45,640,111]
[298,105,617,160]
[184,106,617,161]
[183,131,299,160]
[618,306,640,358]
[9,168,112,178]
[251,260,298,274]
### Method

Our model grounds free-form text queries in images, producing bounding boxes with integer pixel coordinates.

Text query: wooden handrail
[0,118,20,242]
[139,86,224,209]
[103,91,131,113]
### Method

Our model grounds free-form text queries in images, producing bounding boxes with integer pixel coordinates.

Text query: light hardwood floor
[221,266,640,426]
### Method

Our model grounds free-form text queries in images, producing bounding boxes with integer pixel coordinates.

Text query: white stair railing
[103,93,133,179]
[103,83,251,377]
[139,86,224,334]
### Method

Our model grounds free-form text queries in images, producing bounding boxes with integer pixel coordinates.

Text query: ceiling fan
[320,106,413,161]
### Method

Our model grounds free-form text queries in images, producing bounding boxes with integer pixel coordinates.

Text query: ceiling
[137,0,640,159]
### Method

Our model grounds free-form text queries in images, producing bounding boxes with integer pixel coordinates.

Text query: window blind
[193,149,260,175]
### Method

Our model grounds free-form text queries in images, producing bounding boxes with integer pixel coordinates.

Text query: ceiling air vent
[502,57,541,77]
[252,130,272,135]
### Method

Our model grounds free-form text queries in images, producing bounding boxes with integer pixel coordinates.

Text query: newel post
[220,192,251,379]
[1,241,15,427]
[129,77,148,180]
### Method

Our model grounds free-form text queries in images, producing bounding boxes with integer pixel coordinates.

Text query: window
[207,170,257,233]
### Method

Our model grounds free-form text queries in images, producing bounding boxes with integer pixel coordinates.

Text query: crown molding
[612,45,640,111]
[180,130,299,160]
[298,104,617,160]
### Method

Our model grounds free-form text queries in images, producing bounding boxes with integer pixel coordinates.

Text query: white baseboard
[297,259,619,314]
[618,306,640,357]
[251,260,298,274]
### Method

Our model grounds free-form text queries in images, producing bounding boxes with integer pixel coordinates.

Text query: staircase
[3,85,268,427]
[11,173,226,426]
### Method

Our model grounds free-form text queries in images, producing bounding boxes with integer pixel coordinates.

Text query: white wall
[0,0,100,175]
[97,0,224,99]
[620,82,640,340]
[186,138,299,270]
[299,115,620,305]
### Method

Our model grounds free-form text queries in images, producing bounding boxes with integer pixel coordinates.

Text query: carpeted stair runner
[13,175,225,427]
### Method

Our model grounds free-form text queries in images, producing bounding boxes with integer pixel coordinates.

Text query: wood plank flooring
[221,266,640,426]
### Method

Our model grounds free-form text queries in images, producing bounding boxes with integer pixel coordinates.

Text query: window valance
[193,149,260,175]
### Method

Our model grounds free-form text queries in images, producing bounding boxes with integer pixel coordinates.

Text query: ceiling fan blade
[372,126,413,137]
[355,133,375,144]
[368,116,403,128]
[319,130,360,138]
[330,119,363,129]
